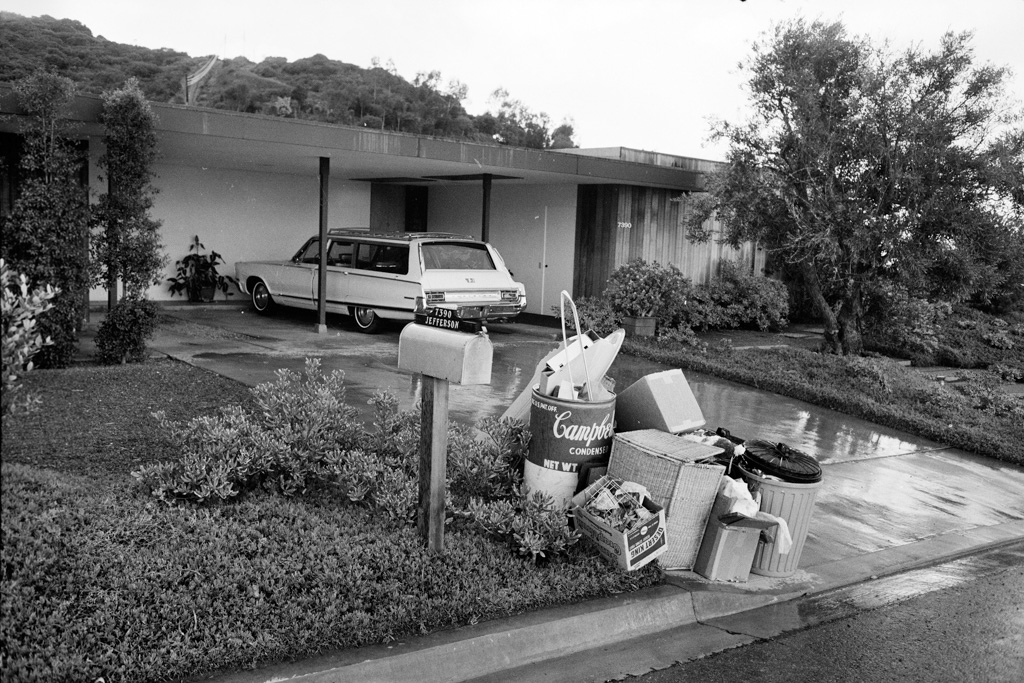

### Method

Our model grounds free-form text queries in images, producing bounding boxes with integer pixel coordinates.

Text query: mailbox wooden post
[418,376,449,553]
[398,316,493,554]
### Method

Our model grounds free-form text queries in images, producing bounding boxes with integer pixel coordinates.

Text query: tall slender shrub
[90,78,166,303]
[0,71,90,368]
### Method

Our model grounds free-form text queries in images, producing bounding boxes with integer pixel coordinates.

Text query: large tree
[689,20,1024,354]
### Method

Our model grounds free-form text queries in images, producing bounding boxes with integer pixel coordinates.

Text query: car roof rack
[326,229,477,242]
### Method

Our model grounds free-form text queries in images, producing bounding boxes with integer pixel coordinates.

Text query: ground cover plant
[1,359,658,683]
[624,339,1024,467]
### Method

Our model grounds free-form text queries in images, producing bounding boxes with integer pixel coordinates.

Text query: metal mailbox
[398,324,493,385]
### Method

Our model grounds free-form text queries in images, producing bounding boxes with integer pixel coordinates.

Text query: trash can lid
[742,440,822,483]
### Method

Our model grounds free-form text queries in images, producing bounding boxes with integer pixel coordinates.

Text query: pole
[418,375,449,554]
[316,157,329,333]
[481,173,492,242]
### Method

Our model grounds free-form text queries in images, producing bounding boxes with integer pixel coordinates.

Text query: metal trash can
[739,440,823,577]
[524,386,616,509]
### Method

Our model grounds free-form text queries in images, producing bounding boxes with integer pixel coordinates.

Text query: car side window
[355,243,409,275]
[295,239,320,264]
[327,240,354,267]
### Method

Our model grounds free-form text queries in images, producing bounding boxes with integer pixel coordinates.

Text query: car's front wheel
[251,281,274,314]
[351,306,381,333]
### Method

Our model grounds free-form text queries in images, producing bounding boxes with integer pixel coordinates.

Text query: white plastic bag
[712,476,760,520]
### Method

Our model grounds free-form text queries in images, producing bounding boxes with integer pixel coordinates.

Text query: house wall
[88,159,372,302]
[427,183,577,316]
[573,185,765,298]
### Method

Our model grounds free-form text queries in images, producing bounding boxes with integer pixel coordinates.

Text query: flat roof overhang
[0,86,704,192]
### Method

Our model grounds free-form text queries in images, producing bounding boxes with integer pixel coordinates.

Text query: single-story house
[0,85,764,317]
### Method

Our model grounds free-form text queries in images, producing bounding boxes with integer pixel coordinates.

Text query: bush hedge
[96,297,159,364]
[578,259,789,337]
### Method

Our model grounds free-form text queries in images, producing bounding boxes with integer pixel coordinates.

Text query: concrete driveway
[132,303,939,465]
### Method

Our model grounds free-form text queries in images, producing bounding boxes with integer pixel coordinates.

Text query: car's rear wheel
[251,281,274,314]
[351,306,381,333]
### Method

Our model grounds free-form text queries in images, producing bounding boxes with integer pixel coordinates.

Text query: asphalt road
[634,544,1024,683]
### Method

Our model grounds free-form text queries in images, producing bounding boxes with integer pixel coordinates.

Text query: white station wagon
[235,230,527,333]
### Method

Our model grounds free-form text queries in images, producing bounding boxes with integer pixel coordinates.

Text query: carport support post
[418,375,449,554]
[481,173,492,243]
[316,156,330,334]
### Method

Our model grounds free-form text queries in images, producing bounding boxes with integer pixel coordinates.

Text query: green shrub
[720,261,790,331]
[133,358,366,503]
[95,296,159,364]
[1,259,56,417]
[553,296,620,336]
[604,259,691,331]
[863,283,952,362]
[567,260,787,337]
[461,486,581,563]
[932,307,1024,369]
[983,331,1014,350]
[654,325,707,352]
[992,363,1024,383]
[683,261,789,331]
[133,359,578,563]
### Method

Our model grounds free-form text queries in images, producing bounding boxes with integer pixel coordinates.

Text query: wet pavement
[77,303,1024,683]
[136,304,934,464]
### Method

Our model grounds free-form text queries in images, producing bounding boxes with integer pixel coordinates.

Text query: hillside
[0,12,575,149]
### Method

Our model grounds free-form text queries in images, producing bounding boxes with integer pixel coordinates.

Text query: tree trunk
[800,262,841,353]
[107,266,118,311]
[836,287,864,355]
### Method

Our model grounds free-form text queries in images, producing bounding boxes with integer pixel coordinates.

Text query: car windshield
[420,243,495,270]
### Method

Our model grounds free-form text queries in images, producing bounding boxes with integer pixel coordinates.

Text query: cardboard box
[571,476,668,571]
[693,514,777,582]
[614,369,705,434]
[608,430,724,570]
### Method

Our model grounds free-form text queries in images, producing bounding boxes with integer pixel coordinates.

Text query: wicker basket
[608,430,725,570]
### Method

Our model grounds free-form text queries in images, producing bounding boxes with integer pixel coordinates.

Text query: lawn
[1,360,659,683]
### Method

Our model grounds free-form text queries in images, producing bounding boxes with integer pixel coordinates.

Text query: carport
[0,86,759,320]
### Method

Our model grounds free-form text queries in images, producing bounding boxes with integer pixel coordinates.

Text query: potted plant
[604,260,669,337]
[167,235,237,302]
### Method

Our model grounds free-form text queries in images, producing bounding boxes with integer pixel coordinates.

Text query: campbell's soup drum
[524,385,616,509]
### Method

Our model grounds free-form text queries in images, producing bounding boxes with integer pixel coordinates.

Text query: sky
[4,0,1023,160]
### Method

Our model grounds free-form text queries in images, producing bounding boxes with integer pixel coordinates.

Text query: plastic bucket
[524,386,616,509]
[739,465,822,577]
